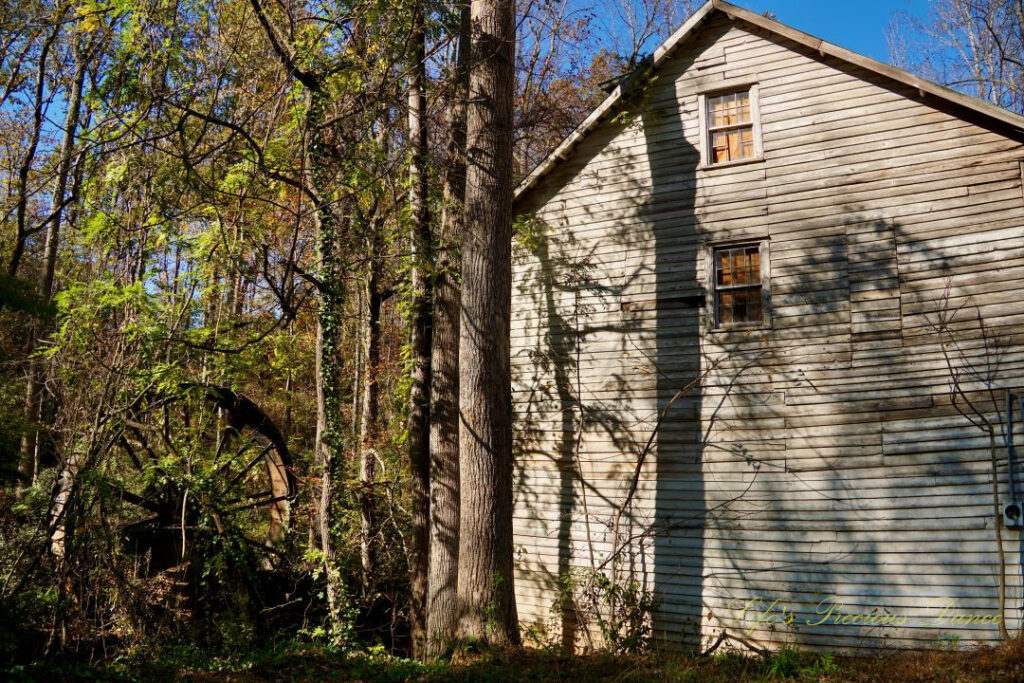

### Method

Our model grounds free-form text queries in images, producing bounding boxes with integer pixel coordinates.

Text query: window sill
[698,155,765,172]
[708,323,771,335]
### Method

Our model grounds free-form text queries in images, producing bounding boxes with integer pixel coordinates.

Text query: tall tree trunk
[20,38,87,485]
[407,1,433,658]
[425,0,469,659]
[359,260,382,590]
[455,0,519,646]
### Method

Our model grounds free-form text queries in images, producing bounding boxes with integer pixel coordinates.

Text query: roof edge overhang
[514,0,1024,205]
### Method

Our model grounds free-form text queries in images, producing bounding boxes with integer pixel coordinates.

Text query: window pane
[717,246,760,286]
[716,248,734,285]
[709,91,751,126]
[717,260,730,285]
[748,296,762,321]
[711,128,755,163]
[740,128,755,158]
[718,291,734,324]
[711,131,731,163]
[743,246,759,283]
[734,288,748,321]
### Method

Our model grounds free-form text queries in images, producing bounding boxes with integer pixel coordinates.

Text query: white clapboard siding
[510,5,1024,653]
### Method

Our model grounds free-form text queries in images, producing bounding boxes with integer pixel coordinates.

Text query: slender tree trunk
[407,1,433,658]
[360,261,382,589]
[988,429,1012,639]
[41,51,84,301]
[49,451,79,561]
[8,18,60,277]
[455,0,519,646]
[351,287,363,439]
[426,0,469,659]
[20,39,87,485]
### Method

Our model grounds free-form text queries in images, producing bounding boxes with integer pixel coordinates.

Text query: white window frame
[698,83,763,169]
[706,238,771,330]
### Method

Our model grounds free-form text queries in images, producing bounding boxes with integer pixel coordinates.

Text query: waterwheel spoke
[237,533,287,558]
[210,433,230,472]
[213,435,251,478]
[120,515,159,532]
[107,481,166,515]
[223,489,272,505]
[118,436,145,472]
[227,442,275,488]
[225,493,291,514]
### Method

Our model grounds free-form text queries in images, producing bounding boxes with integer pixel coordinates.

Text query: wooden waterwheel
[114,386,297,576]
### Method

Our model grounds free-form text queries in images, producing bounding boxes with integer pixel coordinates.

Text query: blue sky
[727,0,933,62]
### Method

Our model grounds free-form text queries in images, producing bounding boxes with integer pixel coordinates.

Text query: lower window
[712,241,769,328]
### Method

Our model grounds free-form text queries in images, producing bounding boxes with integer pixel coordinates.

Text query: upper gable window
[701,85,762,167]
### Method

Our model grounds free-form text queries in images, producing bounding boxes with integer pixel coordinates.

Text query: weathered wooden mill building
[510,0,1024,651]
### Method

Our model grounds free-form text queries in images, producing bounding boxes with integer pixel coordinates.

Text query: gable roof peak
[515,0,1024,202]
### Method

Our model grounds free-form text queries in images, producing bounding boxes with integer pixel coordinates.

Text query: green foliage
[304,547,360,647]
[551,568,654,655]
[765,645,800,679]
[0,588,57,664]
[610,68,662,127]
[805,651,839,677]
[51,278,162,362]
[0,387,25,487]
[7,637,1024,681]
[942,633,963,651]
[590,573,653,655]
[512,214,550,257]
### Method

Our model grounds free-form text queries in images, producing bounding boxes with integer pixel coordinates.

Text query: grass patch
[5,637,1024,681]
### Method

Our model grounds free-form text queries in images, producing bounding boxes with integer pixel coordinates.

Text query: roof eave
[719,2,1024,136]
[513,0,719,203]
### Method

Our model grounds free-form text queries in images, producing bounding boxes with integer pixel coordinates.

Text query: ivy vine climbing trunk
[455,0,520,646]
[426,0,469,659]
[407,0,432,657]
[307,86,349,637]
[246,0,357,638]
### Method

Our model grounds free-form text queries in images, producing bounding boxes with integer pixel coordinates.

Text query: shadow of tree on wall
[511,83,709,651]
[640,96,705,650]
[513,194,1024,653]
[512,211,649,650]
[512,106,664,648]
